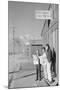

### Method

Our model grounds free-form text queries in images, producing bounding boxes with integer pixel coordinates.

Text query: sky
[8,1,50,39]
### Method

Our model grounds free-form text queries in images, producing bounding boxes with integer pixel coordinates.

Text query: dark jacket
[46,49,52,62]
[52,48,56,63]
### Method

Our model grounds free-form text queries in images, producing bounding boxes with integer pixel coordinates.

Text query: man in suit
[52,48,56,76]
[45,44,53,83]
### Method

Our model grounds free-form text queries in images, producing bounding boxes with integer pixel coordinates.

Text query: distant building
[25,39,43,59]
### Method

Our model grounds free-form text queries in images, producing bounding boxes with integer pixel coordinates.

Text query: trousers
[47,62,52,82]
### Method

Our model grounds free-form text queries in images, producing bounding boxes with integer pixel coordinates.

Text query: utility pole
[9,26,16,55]
[13,26,16,55]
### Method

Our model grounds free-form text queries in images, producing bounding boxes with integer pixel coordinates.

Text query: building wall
[41,4,59,76]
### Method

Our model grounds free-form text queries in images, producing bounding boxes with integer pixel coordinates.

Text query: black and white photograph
[8,1,59,89]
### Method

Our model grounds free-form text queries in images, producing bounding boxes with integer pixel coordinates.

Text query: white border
[0,0,60,90]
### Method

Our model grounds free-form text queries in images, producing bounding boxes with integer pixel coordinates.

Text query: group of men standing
[32,44,56,84]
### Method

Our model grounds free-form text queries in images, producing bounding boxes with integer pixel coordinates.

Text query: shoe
[35,79,38,81]
[49,80,55,84]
